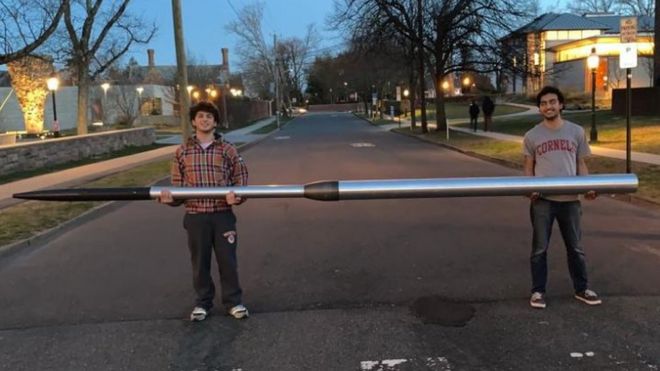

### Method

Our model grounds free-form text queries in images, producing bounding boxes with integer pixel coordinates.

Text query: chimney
[147,49,155,67]
[221,48,229,73]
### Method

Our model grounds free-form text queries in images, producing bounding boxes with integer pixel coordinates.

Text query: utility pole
[172,0,191,141]
[273,34,280,130]
[655,0,660,86]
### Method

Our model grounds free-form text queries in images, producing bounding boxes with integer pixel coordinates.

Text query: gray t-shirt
[522,120,591,201]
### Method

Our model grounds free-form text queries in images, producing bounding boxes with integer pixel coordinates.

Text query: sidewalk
[0,116,276,209]
[376,104,660,167]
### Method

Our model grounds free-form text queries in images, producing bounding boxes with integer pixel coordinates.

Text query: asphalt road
[1,113,658,370]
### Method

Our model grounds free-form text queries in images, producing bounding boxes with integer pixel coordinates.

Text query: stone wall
[0,127,155,177]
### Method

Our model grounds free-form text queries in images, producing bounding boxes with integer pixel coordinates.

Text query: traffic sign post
[620,17,637,173]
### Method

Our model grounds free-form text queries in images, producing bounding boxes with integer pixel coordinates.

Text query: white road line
[350,142,375,148]
[360,356,451,370]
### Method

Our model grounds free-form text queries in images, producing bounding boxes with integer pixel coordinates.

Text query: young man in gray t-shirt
[522,86,602,309]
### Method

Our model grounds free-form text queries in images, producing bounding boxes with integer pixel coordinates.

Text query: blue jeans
[530,199,589,294]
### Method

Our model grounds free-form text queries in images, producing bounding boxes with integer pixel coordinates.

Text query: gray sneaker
[530,292,546,309]
[229,304,249,319]
[190,306,208,321]
[574,289,602,305]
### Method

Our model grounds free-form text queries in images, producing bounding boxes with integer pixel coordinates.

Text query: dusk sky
[127,0,345,69]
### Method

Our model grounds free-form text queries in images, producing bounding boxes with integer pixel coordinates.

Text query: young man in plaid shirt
[158,101,249,322]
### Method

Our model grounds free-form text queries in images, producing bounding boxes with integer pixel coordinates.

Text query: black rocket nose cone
[13,188,152,201]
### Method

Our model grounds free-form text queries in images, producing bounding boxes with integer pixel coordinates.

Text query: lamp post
[47,75,60,137]
[462,76,471,94]
[101,82,110,124]
[587,47,599,142]
[136,86,144,118]
[403,88,409,116]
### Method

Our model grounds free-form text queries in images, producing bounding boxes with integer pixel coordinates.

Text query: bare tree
[110,84,138,127]
[617,0,654,15]
[225,2,275,98]
[0,0,67,65]
[57,0,156,134]
[226,0,319,111]
[567,0,618,14]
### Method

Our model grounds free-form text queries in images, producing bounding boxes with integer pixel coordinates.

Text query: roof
[511,13,655,35]
[512,13,610,34]
[129,65,228,85]
[583,15,655,33]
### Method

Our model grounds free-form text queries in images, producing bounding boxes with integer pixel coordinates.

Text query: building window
[582,30,601,38]
[141,97,162,116]
[557,30,569,40]
[545,31,558,40]
[568,30,582,39]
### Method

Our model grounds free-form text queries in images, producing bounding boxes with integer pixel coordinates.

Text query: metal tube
[149,185,305,199]
[335,174,637,200]
[14,174,637,202]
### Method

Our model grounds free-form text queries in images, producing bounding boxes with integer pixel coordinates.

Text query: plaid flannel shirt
[171,135,248,213]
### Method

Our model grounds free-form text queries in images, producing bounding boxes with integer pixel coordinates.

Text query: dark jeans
[183,211,242,311]
[530,199,589,294]
[470,116,478,131]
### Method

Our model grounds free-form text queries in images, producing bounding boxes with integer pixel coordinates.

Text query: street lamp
[462,76,471,94]
[101,82,110,124]
[441,80,450,93]
[47,75,60,137]
[587,47,599,142]
[136,86,144,117]
[101,82,110,97]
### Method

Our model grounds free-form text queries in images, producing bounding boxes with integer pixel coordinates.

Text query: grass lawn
[394,128,660,206]
[355,113,403,126]
[0,160,171,247]
[456,110,660,155]
[412,102,528,121]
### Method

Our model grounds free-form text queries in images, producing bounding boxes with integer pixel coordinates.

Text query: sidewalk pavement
[0,116,276,209]
[376,103,660,167]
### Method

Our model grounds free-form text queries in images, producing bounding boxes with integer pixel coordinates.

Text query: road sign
[620,17,637,43]
[620,44,638,69]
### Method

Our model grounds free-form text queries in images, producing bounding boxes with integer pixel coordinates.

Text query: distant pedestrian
[158,101,250,322]
[469,100,480,132]
[523,86,601,310]
[482,96,495,132]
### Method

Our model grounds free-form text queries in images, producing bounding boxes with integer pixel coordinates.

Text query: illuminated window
[557,30,568,39]
[568,31,582,39]
[545,31,558,40]
[582,30,601,38]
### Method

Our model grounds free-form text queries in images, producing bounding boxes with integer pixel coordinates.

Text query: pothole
[411,296,475,327]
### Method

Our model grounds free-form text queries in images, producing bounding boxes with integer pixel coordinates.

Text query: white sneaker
[530,292,546,309]
[190,306,208,321]
[229,304,249,319]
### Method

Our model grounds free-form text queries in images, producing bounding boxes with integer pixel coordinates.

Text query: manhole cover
[411,296,475,326]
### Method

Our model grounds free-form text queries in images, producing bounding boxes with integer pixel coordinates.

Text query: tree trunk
[76,66,89,135]
[434,75,447,132]
[408,45,417,129]
[654,0,659,86]
[409,73,417,129]
[417,0,428,133]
